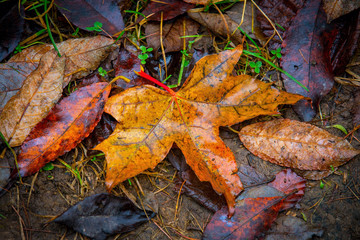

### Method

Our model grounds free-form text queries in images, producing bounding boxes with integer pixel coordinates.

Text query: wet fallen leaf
[0,1,24,61]
[12,82,110,178]
[323,0,360,22]
[0,50,65,147]
[10,36,116,85]
[141,0,194,21]
[55,0,125,35]
[0,62,37,114]
[145,17,199,53]
[281,0,334,121]
[188,12,243,45]
[265,215,323,240]
[94,45,304,215]
[256,0,305,50]
[203,169,305,240]
[113,48,144,89]
[239,119,360,171]
[53,193,155,240]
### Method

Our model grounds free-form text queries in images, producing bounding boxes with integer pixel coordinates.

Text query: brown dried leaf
[188,12,243,44]
[145,17,199,53]
[323,0,360,22]
[0,50,65,147]
[239,119,360,171]
[9,36,116,86]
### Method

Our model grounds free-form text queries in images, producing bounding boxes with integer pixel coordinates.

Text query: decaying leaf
[188,12,243,45]
[203,169,305,240]
[0,1,24,61]
[10,36,116,85]
[94,45,304,215]
[54,193,155,240]
[145,17,199,53]
[183,0,222,5]
[281,0,334,121]
[141,0,194,21]
[239,119,360,171]
[323,0,360,22]
[0,50,65,147]
[13,82,110,178]
[55,0,124,35]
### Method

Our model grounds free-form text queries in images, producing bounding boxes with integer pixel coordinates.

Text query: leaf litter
[0,0,360,239]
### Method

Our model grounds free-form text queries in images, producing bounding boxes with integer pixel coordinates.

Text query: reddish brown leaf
[188,12,243,45]
[183,0,222,5]
[281,0,334,121]
[145,17,199,53]
[0,50,65,147]
[14,82,111,178]
[55,0,124,35]
[141,0,194,21]
[323,0,360,22]
[0,1,24,61]
[203,169,305,240]
[239,119,360,171]
[94,45,304,215]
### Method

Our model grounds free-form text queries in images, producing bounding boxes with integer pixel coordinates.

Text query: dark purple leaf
[55,0,124,35]
[281,0,334,121]
[54,193,155,240]
[83,113,116,149]
[0,1,24,61]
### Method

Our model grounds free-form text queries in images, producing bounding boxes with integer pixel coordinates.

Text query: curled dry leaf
[188,12,243,45]
[141,0,194,21]
[10,36,116,86]
[145,17,199,53]
[94,45,304,215]
[239,119,360,171]
[13,82,111,178]
[55,0,124,35]
[0,50,65,147]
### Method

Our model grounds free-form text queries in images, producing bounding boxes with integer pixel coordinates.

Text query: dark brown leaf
[145,17,199,53]
[141,0,194,21]
[53,193,155,240]
[281,0,334,121]
[188,12,243,45]
[0,1,24,61]
[55,0,124,35]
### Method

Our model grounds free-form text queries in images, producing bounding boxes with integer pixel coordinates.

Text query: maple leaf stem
[137,70,176,96]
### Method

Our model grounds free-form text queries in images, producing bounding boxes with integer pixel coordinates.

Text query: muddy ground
[0,82,359,240]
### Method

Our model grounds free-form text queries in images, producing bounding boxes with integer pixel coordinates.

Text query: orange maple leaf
[94,45,304,215]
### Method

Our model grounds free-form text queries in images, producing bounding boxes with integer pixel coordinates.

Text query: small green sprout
[271,47,282,59]
[42,162,54,171]
[326,124,348,135]
[98,67,108,77]
[249,61,262,74]
[138,46,153,64]
[319,180,324,189]
[72,27,80,36]
[86,21,103,32]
